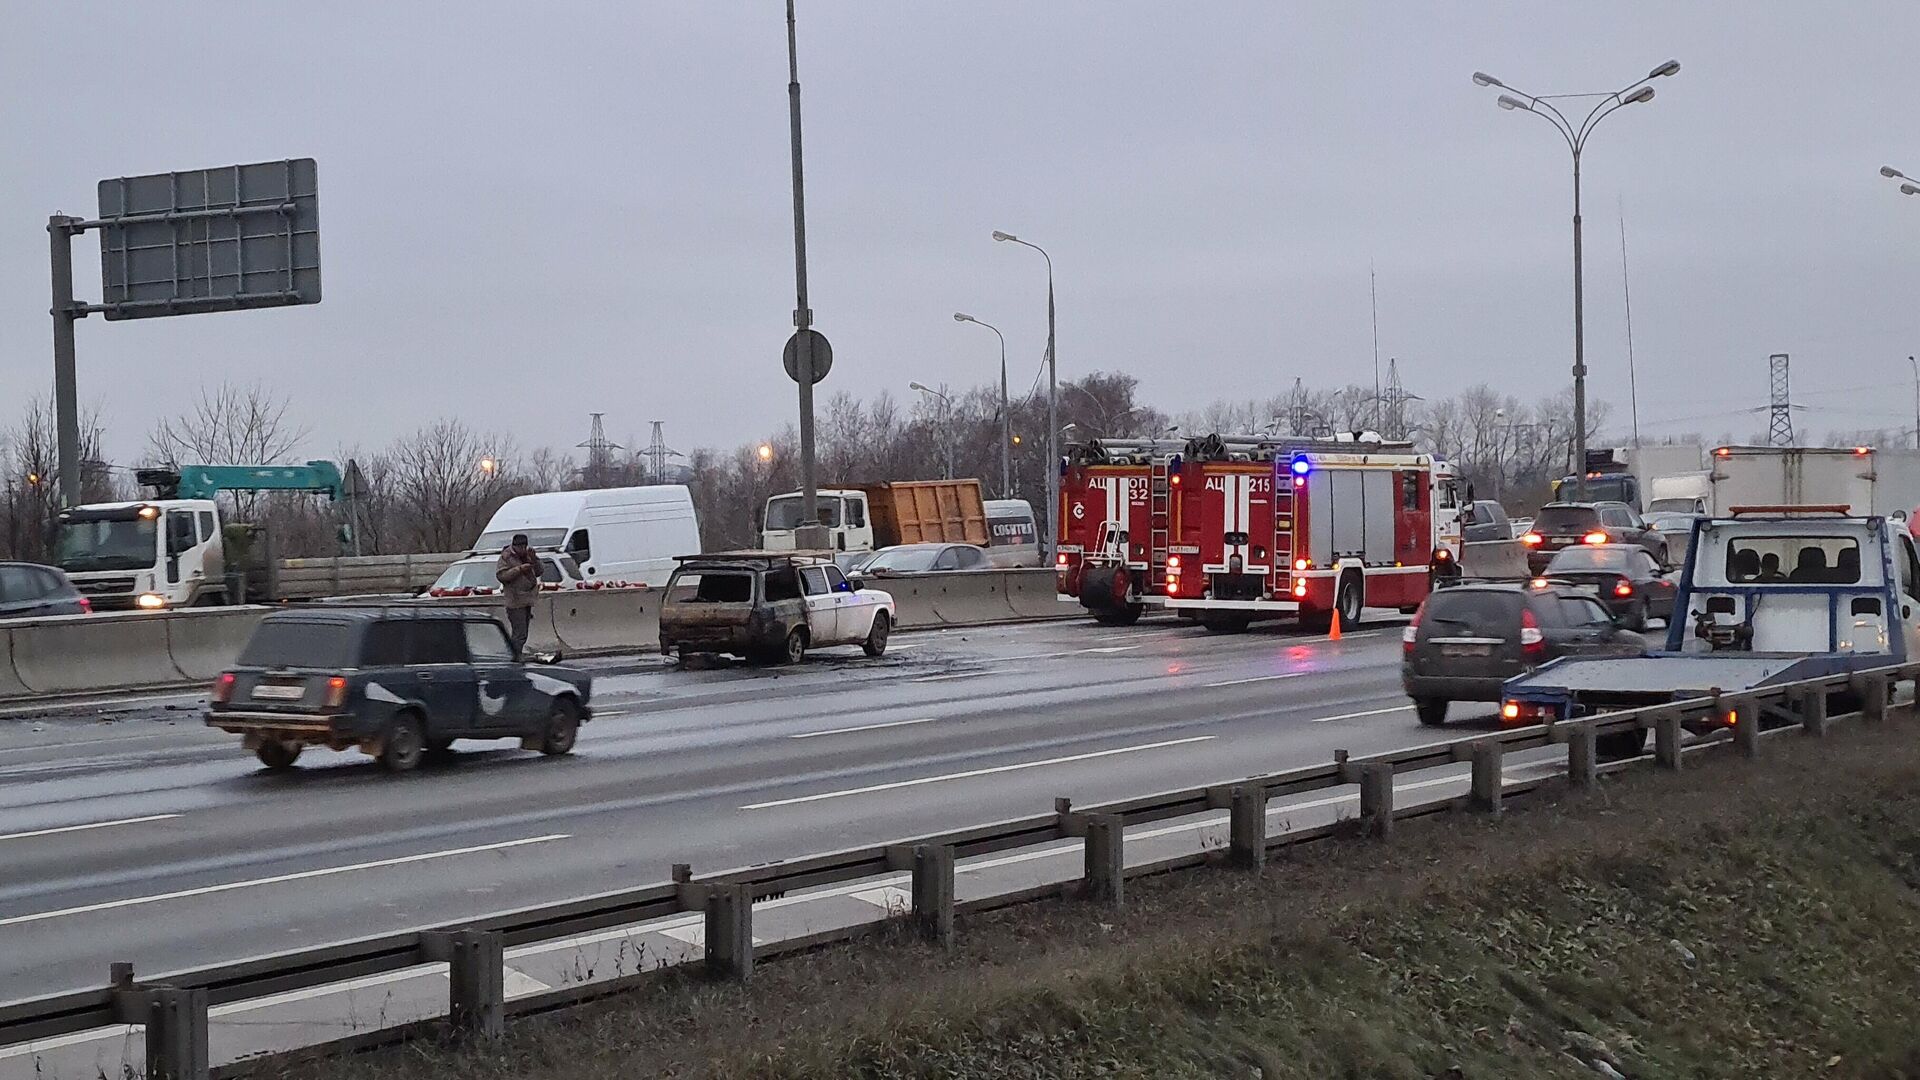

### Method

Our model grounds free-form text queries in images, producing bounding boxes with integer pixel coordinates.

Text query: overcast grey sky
[4,2,1918,465]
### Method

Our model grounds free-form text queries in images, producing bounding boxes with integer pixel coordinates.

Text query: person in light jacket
[496,534,542,659]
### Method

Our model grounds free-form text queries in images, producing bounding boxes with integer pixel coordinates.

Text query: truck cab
[54,499,225,610]
[762,489,873,553]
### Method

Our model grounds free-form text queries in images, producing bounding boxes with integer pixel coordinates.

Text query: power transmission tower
[643,420,683,483]
[577,413,623,488]
[1288,377,1310,436]
[1767,353,1794,447]
[1383,358,1408,440]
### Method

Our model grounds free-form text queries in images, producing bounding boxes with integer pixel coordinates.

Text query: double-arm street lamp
[909,382,955,480]
[1473,59,1680,499]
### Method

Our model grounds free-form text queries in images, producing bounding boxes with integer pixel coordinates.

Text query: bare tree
[2,398,116,561]
[377,420,524,553]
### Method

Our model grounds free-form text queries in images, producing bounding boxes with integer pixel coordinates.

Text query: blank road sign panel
[96,158,320,321]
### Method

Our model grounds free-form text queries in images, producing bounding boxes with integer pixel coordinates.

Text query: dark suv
[206,608,592,773]
[1521,501,1666,574]
[1402,583,1644,748]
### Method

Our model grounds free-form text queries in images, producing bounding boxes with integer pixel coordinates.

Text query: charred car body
[659,551,896,664]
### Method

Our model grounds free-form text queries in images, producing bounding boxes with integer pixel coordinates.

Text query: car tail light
[1501,700,1552,724]
[1614,580,1634,597]
[1521,532,1544,547]
[1583,531,1609,546]
[1056,553,1069,567]
[1293,580,1307,598]
[211,672,236,704]
[1294,558,1309,571]
[77,597,93,614]
[1168,555,1181,569]
[1501,701,1522,721]
[1520,609,1545,657]
[1402,607,1422,654]
[322,676,350,710]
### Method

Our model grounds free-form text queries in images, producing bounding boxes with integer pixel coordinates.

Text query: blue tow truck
[1500,507,1920,757]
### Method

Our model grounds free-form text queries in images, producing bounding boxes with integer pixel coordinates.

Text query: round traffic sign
[783,329,833,385]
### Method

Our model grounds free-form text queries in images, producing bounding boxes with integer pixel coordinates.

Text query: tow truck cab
[1500,508,1920,747]
[54,499,225,610]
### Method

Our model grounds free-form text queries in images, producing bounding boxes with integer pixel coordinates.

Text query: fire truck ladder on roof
[1148,459,1173,591]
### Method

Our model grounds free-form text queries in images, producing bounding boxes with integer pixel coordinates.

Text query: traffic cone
[1328,609,1343,641]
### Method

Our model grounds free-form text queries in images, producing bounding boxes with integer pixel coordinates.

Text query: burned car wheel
[254,740,302,770]
[781,628,808,665]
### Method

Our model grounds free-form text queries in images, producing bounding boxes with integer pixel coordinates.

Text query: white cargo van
[473,486,700,586]
[984,499,1039,568]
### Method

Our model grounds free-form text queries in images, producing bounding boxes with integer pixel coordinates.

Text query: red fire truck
[1056,438,1184,625]
[1059,434,1464,630]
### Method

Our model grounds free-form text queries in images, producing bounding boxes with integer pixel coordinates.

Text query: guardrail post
[704,883,754,981]
[143,986,209,1080]
[911,844,956,947]
[1082,814,1124,908]
[1798,686,1829,737]
[1358,763,1394,838]
[1566,725,1597,790]
[1730,694,1760,759]
[1469,741,1502,814]
[1654,711,1683,770]
[1227,785,1267,867]
[434,929,505,1039]
[1853,673,1891,723]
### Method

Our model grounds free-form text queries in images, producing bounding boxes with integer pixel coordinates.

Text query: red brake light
[1520,608,1545,656]
[1056,553,1069,567]
[1614,580,1634,597]
[211,672,236,704]
[1294,558,1309,571]
[77,597,93,614]
[323,676,350,710]
[1167,555,1181,570]
[1583,531,1609,546]
[1521,532,1544,547]
[1502,702,1522,721]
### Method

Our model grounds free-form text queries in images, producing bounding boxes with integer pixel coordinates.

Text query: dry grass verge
[261,722,1920,1079]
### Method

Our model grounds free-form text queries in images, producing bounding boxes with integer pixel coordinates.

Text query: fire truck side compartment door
[1363,470,1395,564]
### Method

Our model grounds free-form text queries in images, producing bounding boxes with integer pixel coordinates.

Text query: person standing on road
[496,533,542,659]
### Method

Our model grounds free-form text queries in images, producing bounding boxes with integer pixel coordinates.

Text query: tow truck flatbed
[1504,652,1865,708]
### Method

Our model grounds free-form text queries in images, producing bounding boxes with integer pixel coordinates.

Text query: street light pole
[954,312,1011,497]
[1474,60,1678,501]
[785,0,826,548]
[1910,355,1919,452]
[908,382,954,480]
[994,231,1056,557]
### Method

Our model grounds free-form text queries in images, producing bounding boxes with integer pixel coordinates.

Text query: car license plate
[1441,644,1492,657]
[252,684,305,701]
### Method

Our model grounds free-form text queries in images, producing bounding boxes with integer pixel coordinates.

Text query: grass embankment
[274,723,1920,1080]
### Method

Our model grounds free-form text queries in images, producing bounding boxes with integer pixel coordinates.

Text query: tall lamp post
[908,382,955,480]
[954,312,1011,497]
[1473,59,1680,500]
[994,230,1057,557]
[1880,165,1920,198]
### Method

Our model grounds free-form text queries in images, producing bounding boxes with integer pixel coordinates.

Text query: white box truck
[1706,446,1879,516]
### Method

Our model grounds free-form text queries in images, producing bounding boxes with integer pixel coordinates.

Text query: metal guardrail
[0,660,1905,1079]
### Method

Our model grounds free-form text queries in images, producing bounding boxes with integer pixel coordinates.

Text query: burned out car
[207,607,592,773]
[659,551,896,665]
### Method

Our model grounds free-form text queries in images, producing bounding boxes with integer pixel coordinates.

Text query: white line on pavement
[0,834,569,929]
[741,736,1217,810]
[914,672,989,683]
[0,690,203,718]
[1205,673,1307,688]
[0,814,180,844]
[0,730,214,758]
[1308,705,1412,723]
[790,717,938,739]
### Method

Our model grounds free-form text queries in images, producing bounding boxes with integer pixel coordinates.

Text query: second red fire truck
[1058,434,1464,630]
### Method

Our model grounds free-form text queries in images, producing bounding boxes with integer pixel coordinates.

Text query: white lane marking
[790,717,938,740]
[0,814,180,844]
[0,834,568,929]
[0,730,213,757]
[741,736,1216,810]
[914,672,988,683]
[1205,673,1307,688]
[887,643,928,651]
[1077,645,1141,655]
[1309,705,1413,724]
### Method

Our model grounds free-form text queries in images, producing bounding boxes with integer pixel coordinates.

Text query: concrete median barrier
[550,589,659,656]
[10,613,183,696]
[1461,539,1528,580]
[874,571,1072,630]
[0,631,33,700]
[165,608,272,681]
[1003,568,1072,620]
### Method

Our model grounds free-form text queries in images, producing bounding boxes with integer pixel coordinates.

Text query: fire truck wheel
[1092,604,1142,626]
[1201,613,1252,634]
[1335,573,1364,629]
